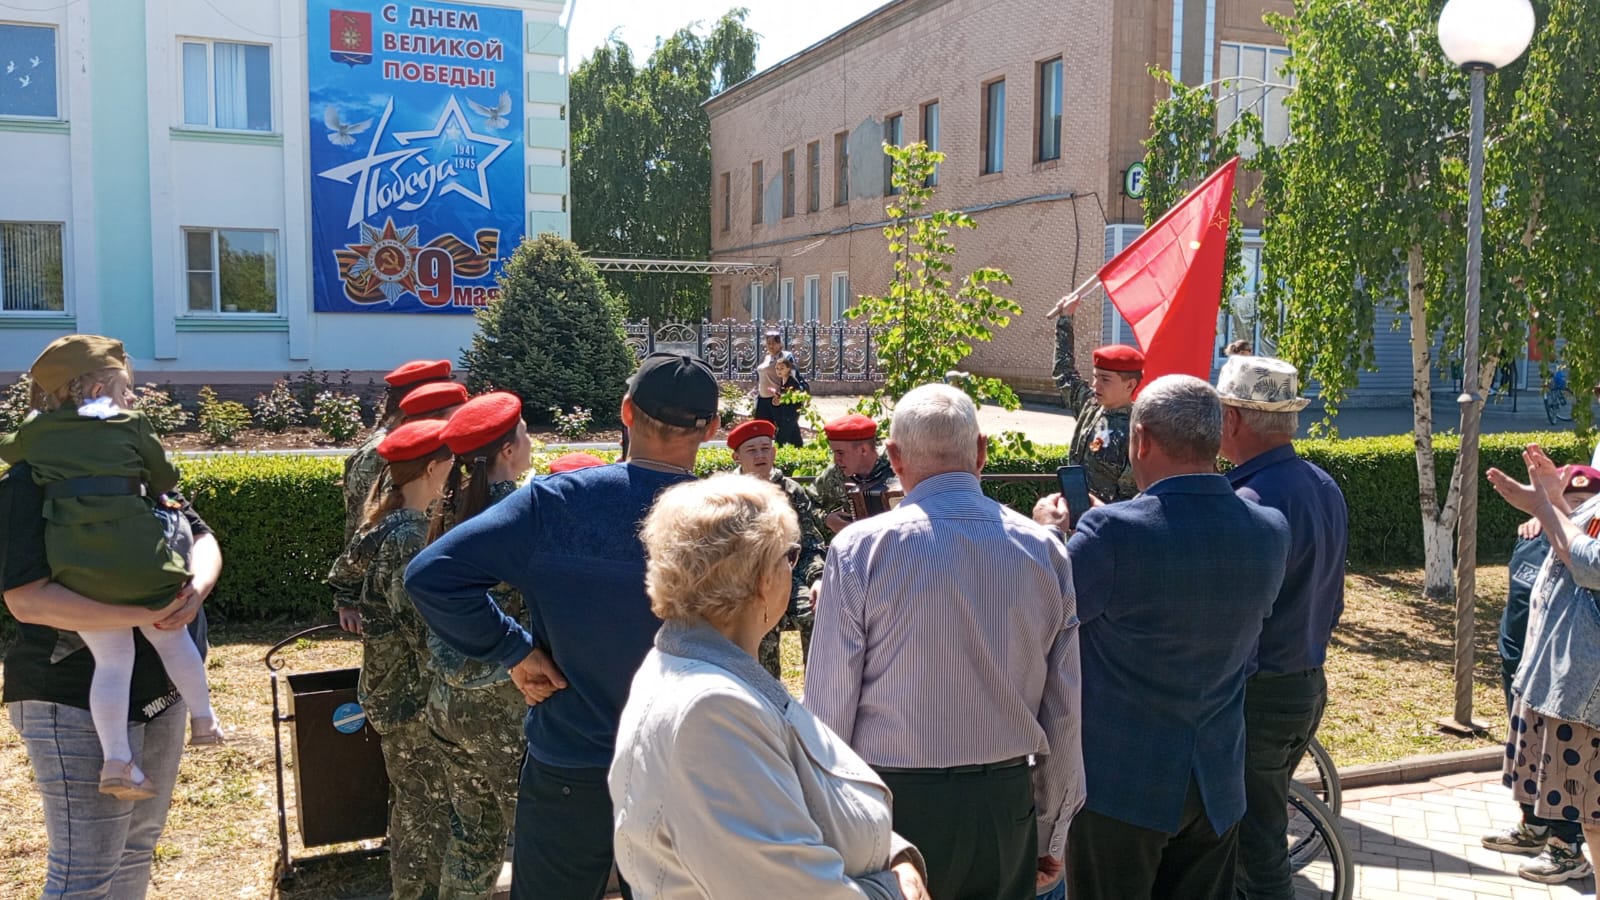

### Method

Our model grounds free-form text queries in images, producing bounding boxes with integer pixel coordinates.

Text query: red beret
[727,419,776,450]
[547,451,607,474]
[823,413,878,442]
[1092,345,1145,373]
[399,382,468,417]
[377,419,448,462]
[384,359,452,387]
[441,391,522,456]
[1566,465,1600,495]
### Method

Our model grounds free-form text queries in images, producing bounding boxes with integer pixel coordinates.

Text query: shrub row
[4,432,1592,625]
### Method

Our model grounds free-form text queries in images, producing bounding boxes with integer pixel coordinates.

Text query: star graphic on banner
[1209,208,1229,233]
[393,96,511,211]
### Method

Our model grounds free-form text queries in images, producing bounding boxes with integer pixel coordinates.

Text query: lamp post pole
[1446,65,1488,734]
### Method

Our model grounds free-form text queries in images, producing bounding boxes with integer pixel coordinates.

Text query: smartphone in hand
[1057,465,1092,527]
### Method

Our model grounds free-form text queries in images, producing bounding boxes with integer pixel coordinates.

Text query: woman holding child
[2,334,224,898]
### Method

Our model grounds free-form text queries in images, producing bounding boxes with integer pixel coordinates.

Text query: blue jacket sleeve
[404,488,538,670]
[1066,509,1115,625]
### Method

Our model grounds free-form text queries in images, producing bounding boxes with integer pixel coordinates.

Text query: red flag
[1100,158,1239,390]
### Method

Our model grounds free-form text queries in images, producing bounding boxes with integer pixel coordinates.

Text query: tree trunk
[1408,245,1457,601]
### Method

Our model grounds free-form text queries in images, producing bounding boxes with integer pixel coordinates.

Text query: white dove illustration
[17,75,29,88]
[467,92,512,130]
[4,62,12,74]
[30,56,41,67]
[323,105,372,147]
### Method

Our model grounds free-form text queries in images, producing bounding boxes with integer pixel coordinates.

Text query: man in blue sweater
[405,353,720,900]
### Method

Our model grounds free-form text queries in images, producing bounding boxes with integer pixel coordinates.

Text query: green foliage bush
[196,387,251,445]
[133,384,190,435]
[253,380,306,433]
[0,375,32,433]
[312,390,365,443]
[463,234,636,427]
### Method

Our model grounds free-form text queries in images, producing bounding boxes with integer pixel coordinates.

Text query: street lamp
[1437,0,1535,735]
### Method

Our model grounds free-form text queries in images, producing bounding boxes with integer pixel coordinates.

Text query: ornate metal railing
[622,319,888,383]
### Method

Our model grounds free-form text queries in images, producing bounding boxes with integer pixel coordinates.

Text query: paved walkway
[1308,772,1597,899]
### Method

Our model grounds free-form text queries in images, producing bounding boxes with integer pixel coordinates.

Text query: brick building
[705,0,1305,397]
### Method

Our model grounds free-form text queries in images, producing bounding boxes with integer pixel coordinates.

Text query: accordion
[845,480,906,521]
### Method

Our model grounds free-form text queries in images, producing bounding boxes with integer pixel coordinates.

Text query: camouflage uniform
[344,507,450,900]
[752,469,829,679]
[425,481,527,899]
[1053,314,1092,415]
[811,452,896,531]
[342,428,387,545]
[1069,401,1139,503]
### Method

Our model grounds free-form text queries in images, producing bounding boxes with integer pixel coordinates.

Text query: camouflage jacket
[426,481,529,690]
[811,452,895,527]
[1069,401,1139,503]
[346,508,433,732]
[1052,315,1091,412]
[342,429,387,544]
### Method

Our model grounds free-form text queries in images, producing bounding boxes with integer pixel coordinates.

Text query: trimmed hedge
[4,431,1591,625]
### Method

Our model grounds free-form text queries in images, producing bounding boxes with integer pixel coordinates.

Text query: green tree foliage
[570,10,758,321]
[463,234,636,426]
[848,143,1022,415]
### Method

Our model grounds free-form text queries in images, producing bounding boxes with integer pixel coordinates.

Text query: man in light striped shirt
[806,383,1084,900]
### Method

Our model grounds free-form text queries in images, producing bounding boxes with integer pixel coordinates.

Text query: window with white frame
[749,281,765,322]
[921,101,940,186]
[1037,57,1063,163]
[0,22,59,118]
[1,222,65,312]
[803,275,820,322]
[181,39,272,131]
[982,79,1006,175]
[1216,43,1293,149]
[184,228,279,314]
[831,272,850,322]
[779,277,795,321]
[1218,238,1277,358]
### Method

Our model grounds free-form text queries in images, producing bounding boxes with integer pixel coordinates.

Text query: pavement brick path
[1302,772,1597,899]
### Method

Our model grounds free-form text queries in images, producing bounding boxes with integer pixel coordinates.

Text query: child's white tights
[76,626,216,776]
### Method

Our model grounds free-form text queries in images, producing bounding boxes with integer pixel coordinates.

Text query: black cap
[627,352,719,429]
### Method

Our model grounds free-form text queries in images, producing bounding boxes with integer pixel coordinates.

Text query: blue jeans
[1036,878,1066,900]
[8,699,186,899]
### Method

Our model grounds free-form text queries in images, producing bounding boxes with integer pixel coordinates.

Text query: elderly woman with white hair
[610,474,929,899]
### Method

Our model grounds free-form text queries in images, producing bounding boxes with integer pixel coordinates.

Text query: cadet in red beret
[331,413,455,897]
[398,382,469,420]
[727,418,776,452]
[547,451,607,474]
[339,359,457,545]
[813,413,894,535]
[1069,344,1146,503]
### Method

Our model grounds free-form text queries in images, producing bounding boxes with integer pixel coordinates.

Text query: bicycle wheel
[1286,781,1354,899]
[1545,387,1574,424]
[1292,736,1342,815]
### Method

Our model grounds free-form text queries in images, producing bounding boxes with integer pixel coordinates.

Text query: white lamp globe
[1438,0,1536,70]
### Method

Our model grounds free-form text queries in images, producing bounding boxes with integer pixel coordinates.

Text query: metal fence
[622,319,889,384]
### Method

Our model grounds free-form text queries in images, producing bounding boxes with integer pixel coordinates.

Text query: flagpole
[1047,278,1103,319]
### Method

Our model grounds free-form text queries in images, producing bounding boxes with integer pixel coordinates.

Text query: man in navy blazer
[1036,374,1290,900]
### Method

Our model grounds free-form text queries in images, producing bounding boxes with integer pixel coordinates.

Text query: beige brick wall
[707,0,1286,396]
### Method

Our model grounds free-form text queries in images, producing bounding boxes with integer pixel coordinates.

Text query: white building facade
[0,0,568,382]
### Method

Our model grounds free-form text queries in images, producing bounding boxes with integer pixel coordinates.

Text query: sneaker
[1483,821,1550,855]
[1519,837,1593,884]
[189,715,226,747]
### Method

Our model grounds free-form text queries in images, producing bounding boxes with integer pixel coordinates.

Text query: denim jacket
[1513,496,1600,728]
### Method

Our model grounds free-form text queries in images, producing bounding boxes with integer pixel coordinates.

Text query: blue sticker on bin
[333,702,367,734]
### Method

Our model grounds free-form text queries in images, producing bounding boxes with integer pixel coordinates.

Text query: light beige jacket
[610,620,924,899]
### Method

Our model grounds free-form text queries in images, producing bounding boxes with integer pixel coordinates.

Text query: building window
[982,79,1006,175]
[717,283,731,317]
[782,149,796,219]
[803,275,820,322]
[883,113,903,195]
[720,172,731,233]
[0,23,59,118]
[751,160,764,225]
[1037,57,1063,163]
[182,40,272,132]
[806,141,821,213]
[921,101,940,186]
[1219,238,1276,358]
[833,131,849,206]
[184,228,279,314]
[749,281,765,321]
[0,222,65,312]
[1217,43,1293,148]
[779,277,795,321]
[831,272,850,323]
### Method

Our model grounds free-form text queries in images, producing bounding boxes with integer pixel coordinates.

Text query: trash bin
[266,624,391,880]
